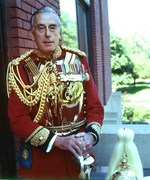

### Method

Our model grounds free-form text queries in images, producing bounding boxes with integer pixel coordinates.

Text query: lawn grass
[114,80,150,123]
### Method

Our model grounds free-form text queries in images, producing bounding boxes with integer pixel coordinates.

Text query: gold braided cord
[11,64,43,97]
[33,71,50,123]
[7,59,52,109]
[7,59,57,123]
[6,49,60,123]
[33,62,59,123]
[8,72,41,106]
[8,65,44,107]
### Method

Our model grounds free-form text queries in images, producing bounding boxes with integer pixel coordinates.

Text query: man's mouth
[44,41,54,45]
[43,38,57,46]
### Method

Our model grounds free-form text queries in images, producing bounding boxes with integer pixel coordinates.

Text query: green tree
[60,12,78,48]
[110,33,135,85]
[125,35,150,79]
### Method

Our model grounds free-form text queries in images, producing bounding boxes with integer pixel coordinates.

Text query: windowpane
[60,0,78,49]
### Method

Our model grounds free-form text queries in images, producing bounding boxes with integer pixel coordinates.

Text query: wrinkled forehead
[34,12,60,26]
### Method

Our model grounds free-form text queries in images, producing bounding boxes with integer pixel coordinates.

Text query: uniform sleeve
[82,58,104,145]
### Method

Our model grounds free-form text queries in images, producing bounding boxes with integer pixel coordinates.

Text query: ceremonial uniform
[7,46,104,179]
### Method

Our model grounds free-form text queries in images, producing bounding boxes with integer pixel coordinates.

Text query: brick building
[0,0,111,178]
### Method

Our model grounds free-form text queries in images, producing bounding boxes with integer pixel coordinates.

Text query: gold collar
[36,46,62,60]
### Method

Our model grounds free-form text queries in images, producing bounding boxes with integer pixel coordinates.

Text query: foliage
[134,107,150,121]
[120,82,150,123]
[125,35,150,79]
[110,33,135,85]
[60,12,78,48]
[112,73,132,86]
[110,29,150,123]
[110,31,150,86]
[123,105,150,123]
[123,106,134,121]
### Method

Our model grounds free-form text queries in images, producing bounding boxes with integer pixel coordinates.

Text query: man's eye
[49,25,57,31]
[36,26,45,32]
[38,26,45,30]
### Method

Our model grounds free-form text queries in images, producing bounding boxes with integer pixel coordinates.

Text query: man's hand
[75,132,95,157]
[53,132,95,159]
[53,134,85,158]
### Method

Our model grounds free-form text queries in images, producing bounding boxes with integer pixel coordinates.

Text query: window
[60,0,78,49]
[108,0,150,124]
[76,0,90,58]
[60,0,91,61]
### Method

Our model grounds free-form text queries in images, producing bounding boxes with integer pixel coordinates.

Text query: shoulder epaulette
[61,45,86,58]
[10,50,34,66]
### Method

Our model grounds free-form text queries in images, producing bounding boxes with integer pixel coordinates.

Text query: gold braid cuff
[85,122,102,145]
[25,126,50,146]
[88,122,102,136]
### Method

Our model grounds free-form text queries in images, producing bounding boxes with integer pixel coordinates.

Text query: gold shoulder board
[61,45,86,58]
[10,50,34,66]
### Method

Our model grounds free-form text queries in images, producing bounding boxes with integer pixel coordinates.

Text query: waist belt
[47,119,86,136]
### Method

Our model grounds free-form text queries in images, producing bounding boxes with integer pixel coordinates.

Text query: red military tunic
[7,46,104,178]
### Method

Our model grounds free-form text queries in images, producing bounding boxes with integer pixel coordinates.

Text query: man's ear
[59,29,62,41]
[30,31,35,41]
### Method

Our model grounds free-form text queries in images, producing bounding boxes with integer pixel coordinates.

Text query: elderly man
[7,6,104,179]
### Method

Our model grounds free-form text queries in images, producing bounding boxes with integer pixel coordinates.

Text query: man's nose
[45,27,51,37]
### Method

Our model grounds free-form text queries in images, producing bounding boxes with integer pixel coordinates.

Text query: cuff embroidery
[85,122,102,145]
[25,126,50,146]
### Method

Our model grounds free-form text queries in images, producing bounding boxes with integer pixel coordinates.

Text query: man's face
[32,12,61,55]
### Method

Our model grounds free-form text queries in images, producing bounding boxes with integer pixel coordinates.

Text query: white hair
[30,6,61,30]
